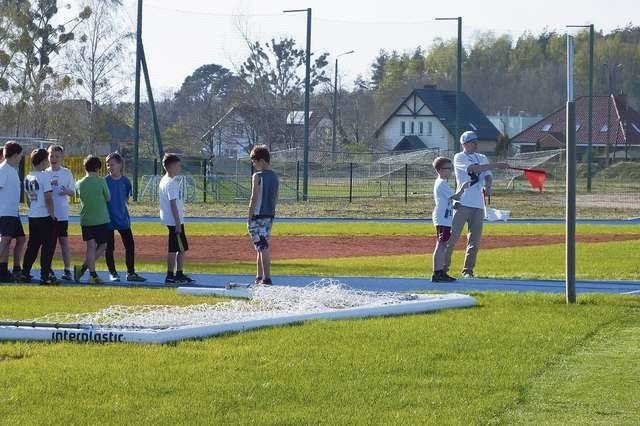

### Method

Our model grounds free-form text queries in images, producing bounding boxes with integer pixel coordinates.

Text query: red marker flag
[510,167,547,193]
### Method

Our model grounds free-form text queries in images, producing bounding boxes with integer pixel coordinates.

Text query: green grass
[0,289,638,424]
[92,240,640,281]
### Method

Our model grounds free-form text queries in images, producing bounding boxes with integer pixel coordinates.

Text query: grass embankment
[0,288,638,424]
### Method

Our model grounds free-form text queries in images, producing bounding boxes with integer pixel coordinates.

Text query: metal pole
[566,35,576,304]
[349,162,353,203]
[332,57,338,162]
[456,17,462,144]
[133,0,143,201]
[303,8,312,201]
[202,160,207,203]
[587,25,594,192]
[404,163,408,203]
[140,44,164,158]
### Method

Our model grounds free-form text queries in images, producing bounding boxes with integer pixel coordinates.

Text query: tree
[1,0,91,136]
[65,0,132,152]
[173,63,236,142]
[237,37,330,150]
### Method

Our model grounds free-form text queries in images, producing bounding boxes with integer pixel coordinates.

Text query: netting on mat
[14,279,418,331]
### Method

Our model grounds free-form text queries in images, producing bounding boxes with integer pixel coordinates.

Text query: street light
[332,50,354,162]
[567,24,594,191]
[603,63,623,166]
[283,8,312,201]
[436,17,462,145]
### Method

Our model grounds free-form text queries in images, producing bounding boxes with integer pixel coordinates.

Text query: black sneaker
[61,270,73,281]
[40,275,60,285]
[73,264,87,283]
[431,272,449,283]
[164,275,178,285]
[259,278,273,285]
[461,270,475,279]
[17,273,34,283]
[254,276,262,285]
[176,273,195,284]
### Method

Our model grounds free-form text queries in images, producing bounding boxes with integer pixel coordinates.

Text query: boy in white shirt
[0,141,26,283]
[22,149,58,285]
[46,145,75,281]
[159,154,194,284]
[444,131,508,279]
[431,157,468,283]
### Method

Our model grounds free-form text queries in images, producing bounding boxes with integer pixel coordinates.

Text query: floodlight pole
[436,17,462,145]
[332,50,354,162]
[284,8,312,201]
[567,24,594,192]
[133,0,142,200]
[566,35,576,304]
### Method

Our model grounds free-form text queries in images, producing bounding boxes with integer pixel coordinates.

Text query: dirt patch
[63,233,640,263]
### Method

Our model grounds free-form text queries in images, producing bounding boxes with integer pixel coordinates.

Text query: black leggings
[105,228,136,274]
[23,216,56,278]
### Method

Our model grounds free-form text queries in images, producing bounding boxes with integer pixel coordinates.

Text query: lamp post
[436,17,462,145]
[283,8,312,201]
[332,50,354,162]
[603,63,622,167]
[567,24,594,191]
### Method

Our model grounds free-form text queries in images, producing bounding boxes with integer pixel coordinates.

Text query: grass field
[2,220,639,424]
[55,222,640,281]
[0,288,638,424]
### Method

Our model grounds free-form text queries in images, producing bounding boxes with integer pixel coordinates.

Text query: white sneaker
[109,272,121,282]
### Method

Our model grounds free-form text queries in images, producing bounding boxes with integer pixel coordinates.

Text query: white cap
[460,130,479,144]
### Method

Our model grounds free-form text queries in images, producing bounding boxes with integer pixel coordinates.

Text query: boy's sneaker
[164,275,178,285]
[175,273,195,284]
[17,273,34,283]
[126,273,147,282]
[461,270,475,279]
[109,272,121,282]
[254,276,262,285]
[61,270,73,281]
[259,278,273,286]
[73,264,87,283]
[40,275,60,285]
[88,275,104,285]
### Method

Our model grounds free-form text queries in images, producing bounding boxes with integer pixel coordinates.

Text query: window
[419,122,424,135]
[469,122,478,131]
[600,124,608,132]
[541,123,552,132]
[401,121,406,135]
[410,122,415,134]
[427,122,433,136]
[632,123,640,134]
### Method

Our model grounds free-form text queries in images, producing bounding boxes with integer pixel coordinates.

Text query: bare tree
[65,0,132,152]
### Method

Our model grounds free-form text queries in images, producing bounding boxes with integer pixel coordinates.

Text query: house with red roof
[510,95,640,159]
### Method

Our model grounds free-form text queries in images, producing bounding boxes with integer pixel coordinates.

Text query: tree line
[1,2,638,157]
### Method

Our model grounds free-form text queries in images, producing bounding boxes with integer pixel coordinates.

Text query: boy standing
[248,145,279,285]
[159,153,194,284]
[74,155,110,284]
[0,141,26,282]
[22,149,58,284]
[431,157,467,283]
[46,145,75,281]
[104,152,145,282]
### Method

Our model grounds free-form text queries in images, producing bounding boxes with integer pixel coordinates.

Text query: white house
[374,85,501,154]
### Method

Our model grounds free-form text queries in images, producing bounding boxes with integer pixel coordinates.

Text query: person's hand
[483,186,492,197]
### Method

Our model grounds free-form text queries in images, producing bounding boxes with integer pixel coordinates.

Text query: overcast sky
[119,0,638,96]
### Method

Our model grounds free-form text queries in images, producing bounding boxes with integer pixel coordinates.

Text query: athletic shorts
[435,225,451,243]
[248,217,273,251]
[54,220,69,238]
[0,216,25,238]
[81,224,109,244]
[167,225,189,253]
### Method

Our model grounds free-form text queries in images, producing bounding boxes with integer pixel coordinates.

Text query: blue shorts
[247,217,273,251]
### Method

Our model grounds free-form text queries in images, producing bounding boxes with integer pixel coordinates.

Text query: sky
[118,0,638,96]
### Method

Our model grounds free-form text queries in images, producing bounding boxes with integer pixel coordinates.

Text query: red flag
[523,169,546,192]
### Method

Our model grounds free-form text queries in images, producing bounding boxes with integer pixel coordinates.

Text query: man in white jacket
[444,131,508,279]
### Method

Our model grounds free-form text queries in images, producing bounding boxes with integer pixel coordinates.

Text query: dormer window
[541,123,552,132]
